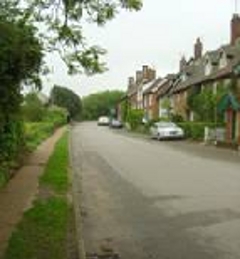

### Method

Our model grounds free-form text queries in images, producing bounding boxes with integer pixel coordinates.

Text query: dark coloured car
[109,119,123,129]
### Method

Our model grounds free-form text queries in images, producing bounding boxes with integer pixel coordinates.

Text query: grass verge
[3,132,73,259]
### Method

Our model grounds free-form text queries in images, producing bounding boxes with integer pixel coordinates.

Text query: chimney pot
[142,65,149,80]
[231,14,240,45]
[180,56,187,72]
[194,38,203,60]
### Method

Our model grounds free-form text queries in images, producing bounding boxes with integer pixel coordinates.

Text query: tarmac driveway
[71,122,240,259]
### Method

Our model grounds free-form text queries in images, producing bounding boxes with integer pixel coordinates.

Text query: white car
[97,116,110,126]
[150,122,184,140]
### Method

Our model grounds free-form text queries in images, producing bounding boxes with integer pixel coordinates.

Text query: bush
[43,107,67,128]
[24,123,55,150]
[178,122,220,140]
[22,93,46,122]
[0,117,25,185]
[170,114,184,123]
[0,118,24,163]
[126,109,144,130]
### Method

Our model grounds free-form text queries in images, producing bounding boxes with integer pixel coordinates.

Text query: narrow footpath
[0,127,65,258]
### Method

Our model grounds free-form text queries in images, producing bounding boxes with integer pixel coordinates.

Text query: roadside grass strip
[40,132,69,193]
[3,132,71,259]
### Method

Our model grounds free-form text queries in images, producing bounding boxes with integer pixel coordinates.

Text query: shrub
[170,114,184,123]
[0,118,24,163]
[24,123,55,150]
[43,107,67,128]
[21,93,46,122]
[126,109,144,130]
[178,122,221,140]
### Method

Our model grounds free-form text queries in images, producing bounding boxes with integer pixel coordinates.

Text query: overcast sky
[42,0,237,97]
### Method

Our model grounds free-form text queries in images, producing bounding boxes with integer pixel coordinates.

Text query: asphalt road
[71,122,240,259]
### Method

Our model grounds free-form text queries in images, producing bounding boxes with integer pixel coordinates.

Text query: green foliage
[40,133,69,193]
[24,123,55,150]
[178,122,221,140]
[0,14,43,183]
[82,90,124,120]
[126,109,144,130]
[0,118,24,164]
[24,107,66,151]
[187,87,228,122]
[22,93,46,122]
[23,0,142,74]
[43,107,67,127]
[169,114,184,123]
[4,198,69,259]
[50,86,82,120]
[120,98,129,122]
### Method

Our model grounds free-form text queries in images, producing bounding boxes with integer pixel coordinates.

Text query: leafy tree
[50,86,82,119]
[0,15,43,175]
[22,92,46,122]
[187,87,228,122]
[2,0,141,74]
[82,90,124,120]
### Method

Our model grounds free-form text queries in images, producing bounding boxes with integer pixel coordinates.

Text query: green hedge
[178,122,222,140]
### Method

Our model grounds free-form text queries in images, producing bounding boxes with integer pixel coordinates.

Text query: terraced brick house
[169,14,240,145]
[156,74,177,118]
[142,77,163,120]
[126,65,157,111]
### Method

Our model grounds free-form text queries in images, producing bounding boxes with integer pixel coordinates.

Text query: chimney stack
[128,77,135,90]
[136,71,143,84]
[231,14,240,45]
[142,65,149,80]
[180,56,187,72]
[148,68,156,81]
[194,38,203,60]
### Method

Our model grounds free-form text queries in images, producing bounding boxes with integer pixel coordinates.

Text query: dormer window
[181,73,187,82]
[219,51,227,69]
[205,58,212,76]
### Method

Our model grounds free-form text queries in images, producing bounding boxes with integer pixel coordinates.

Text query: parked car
[97,116,110,126]
[109,119,123,129]
[150,122,184,140]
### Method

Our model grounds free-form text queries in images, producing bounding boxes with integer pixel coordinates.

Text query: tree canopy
[50,85,82,119]
[82,90,124,120]
[3,0,142,74]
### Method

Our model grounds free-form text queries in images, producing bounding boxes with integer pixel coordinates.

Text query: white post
[204,126,209,144]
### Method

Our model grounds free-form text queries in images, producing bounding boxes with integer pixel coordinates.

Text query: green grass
[40,133,69,193]
[4,198,69,259]
[3,132,71,259]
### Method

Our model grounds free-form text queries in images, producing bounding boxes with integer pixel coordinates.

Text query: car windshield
[156,122,176,128]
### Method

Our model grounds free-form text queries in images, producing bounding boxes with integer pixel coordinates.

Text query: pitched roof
[172,43,240,93]
[143,77,163,95]
[157,74,177,97]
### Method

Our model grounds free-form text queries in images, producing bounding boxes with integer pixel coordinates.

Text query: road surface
[71,122,240,259]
